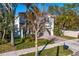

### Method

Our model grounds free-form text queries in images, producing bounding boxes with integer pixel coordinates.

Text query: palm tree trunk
[20,27,23,39]
[11,29,14,46]
[11,22,14,46]
[2,29,5,41]
[35,31,38,56]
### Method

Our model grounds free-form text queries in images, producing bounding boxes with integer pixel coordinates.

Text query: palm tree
[2,3,18,46]
[48,5,63,15]
[0,6,3,39]
[0,4,8,42]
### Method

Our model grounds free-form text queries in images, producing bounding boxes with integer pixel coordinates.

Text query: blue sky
[15,3,64,16]
[16,4,26,15]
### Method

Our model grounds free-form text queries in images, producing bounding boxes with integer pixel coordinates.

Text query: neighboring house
[42,13,55,37]
[14,16,20,37]
[14,12,55,38]
[19,12,26,38]
[14,12,27,38]
[45,14,55,36]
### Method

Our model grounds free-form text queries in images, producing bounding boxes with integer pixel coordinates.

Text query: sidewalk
[0,41,64,56]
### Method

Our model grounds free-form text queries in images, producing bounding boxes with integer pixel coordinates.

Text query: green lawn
[15,38,53,50]
[21,46,73,56]
[60,36,77,40]
[0,38,54,53]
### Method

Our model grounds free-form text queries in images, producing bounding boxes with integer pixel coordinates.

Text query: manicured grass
[21,46,73,56]
[0,38,54,53]
[15,39,54,50]
[60,36,77,40]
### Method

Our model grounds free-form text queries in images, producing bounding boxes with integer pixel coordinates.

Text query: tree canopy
[48,3,79,31]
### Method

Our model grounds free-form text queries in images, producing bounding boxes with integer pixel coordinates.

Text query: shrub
[54,27,63,36]
[25,35,34,42]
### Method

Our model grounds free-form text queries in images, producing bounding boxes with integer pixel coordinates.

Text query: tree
[48,5,64,15]
[55,9,79,30]
[48,3,79,36]
[25,4,47,56]
[0,4,8,42]
[0,9,3,39]
[2,3,18,46]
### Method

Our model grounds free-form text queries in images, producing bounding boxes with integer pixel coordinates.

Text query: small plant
[26,35,34,42]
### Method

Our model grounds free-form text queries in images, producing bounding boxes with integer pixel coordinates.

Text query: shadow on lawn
[38,38,55,56]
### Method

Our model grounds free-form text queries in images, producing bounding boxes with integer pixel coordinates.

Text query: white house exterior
[14,16,20,30]
[14,12,55,38]
[47,14,55,36]
[14,16,20,36]
[43,14,55,37]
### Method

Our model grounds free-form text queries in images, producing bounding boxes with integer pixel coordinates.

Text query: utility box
[63,44,69,49]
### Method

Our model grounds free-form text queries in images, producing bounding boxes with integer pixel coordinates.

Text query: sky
[16,4,26,16]
[15,3,64,16]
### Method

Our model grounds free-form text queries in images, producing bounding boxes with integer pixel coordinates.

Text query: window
[19,16,26,25]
